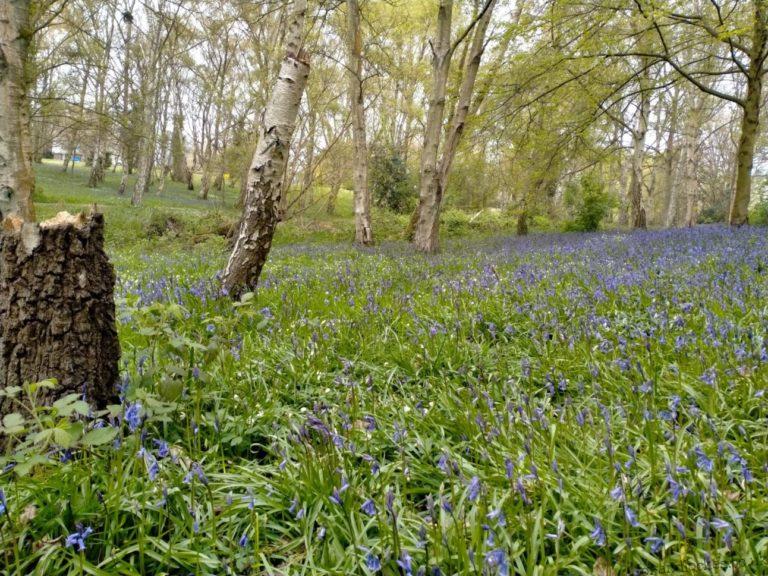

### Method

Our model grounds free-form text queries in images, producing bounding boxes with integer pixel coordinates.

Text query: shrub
[750,200,768,226]
[370,147,414,214]
[564,175,614,232]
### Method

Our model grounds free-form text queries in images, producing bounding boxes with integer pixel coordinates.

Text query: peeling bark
[222,0,310,297]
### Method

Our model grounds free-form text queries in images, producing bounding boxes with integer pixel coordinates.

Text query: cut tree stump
[0,211,120,414]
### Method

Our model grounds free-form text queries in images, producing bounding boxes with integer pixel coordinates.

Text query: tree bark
[222,0,309,297]
[682,92,705,227]
[730,72,762,225]
[0,0,35,222]
[347,0,373,245]
[0,212,120,414]
[662,87,680,228]
[628,63,650,230]
[413,0,495,253]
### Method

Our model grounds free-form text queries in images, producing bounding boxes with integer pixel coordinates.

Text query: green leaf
[82,427,119,447]
[14,454,53,477]
[2,412,26,435]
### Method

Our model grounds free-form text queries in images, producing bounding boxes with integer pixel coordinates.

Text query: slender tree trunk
[0,0,35,221]
[348,0,373,244]
[682,93,705,227]
[326,178,341,215]
[628,65,650,230]
[118,10,134,194]
[662,88,680,228]
[222,0,310,297]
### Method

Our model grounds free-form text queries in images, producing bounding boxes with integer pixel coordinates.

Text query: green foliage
[749,199,768,226]
[370,147,414,213]
[564,174,614,232]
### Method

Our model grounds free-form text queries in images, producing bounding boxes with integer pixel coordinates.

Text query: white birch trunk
[0,0,35,221]
[347,0,373,245]
[222,0,310,296]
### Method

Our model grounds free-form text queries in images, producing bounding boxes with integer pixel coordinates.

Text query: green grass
[0,165,766,575]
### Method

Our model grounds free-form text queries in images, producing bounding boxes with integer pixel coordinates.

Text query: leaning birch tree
[222,0,310,296]
[0,0,36,221]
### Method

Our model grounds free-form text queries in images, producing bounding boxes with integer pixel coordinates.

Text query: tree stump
[0,212,120,414]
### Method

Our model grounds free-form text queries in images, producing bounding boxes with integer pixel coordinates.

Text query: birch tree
[347,0,373,245]
[0,0,36,221]
[222,0,310,296]
[413,0,496,253]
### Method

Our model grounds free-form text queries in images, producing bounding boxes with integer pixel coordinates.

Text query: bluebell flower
[467,476,481,502]
[590,518,606,547]
[0,489,6,516]
[694,446,714,473]
[316,525,326,541]
[365,551,381,572]
[397,551,413,575]
[487,508,506,527]
[238,532,249,548]
[183,462,208,485]
[645,536,664,554]
[624,506,640,528]
[485,548,509,576]
[65,524,93,551]
[153,439,170,459]
[124,402,142,432]
[361,499,376,516]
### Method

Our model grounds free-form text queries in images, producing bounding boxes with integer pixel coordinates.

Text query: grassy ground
[0,163,766,575]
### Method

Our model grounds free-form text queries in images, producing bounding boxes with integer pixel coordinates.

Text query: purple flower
[467,476,481,502]
[644,536,664,554]
[124,402,142,432]
[624,506,640,528]
[361,499,376,516]
[590,518,606,547]
[238,532,249,548]
[397,551,413,575]
[65,524,93,552]
[365,551,381,572]
[485,548,509,576]
[0,490,6,516]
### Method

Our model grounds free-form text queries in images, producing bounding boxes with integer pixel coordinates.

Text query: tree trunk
[222,0,310,297]
[413,0,496,253]
[326,179,341,215]
[682,92,705,227]
[413,0,454,253]
[0,0,35,222]
[0,212,120,414]
[730,72,762,225]
[662,88,680,228]
[628,67,650,230]
[347,0,373,245]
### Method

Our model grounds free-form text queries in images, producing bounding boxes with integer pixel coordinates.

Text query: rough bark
[0,0,35,222]
[413,0,495,253]
[347,0,373,245]
[412,0,454,254]
[729,1,767,226]
[0,212,120,414]
[730,72,762,225]
[222,0,310,297]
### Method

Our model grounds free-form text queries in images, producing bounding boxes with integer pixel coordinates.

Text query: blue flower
[183,462,208,485]
[467,476,481,502]
[154,439,170,459]
[360,499,376,516]
[124,402,142,432]
[590,518,606,547]
[694,446,714,473]
[0,489,6,516]
[485,548,509,576]
[397,551,413,575]
[624,506,640,528]
[65,524,93,552]
[238,532,249,548]
[365,551,382,572]
[644,536,664,554]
